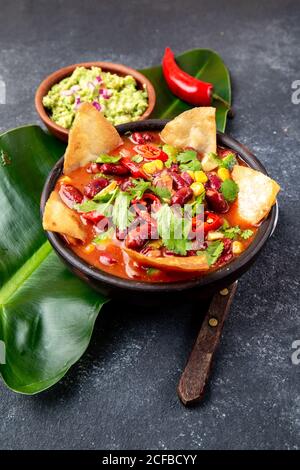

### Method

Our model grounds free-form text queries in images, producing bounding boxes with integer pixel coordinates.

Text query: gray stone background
[0,0,299,450]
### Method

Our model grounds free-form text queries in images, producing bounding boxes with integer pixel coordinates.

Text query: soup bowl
[40,120,278,304]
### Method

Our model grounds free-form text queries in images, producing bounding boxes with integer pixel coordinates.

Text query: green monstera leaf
[0,126,107,394]
[140,48,231,131]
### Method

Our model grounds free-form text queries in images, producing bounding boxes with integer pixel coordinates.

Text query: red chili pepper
[81,211,106,224]
[134,144,168,162]
[121,157,148,179]
[162,47,230,109]
[132,192,161,207]
[131,198,147,207]
[204,212,223,232]
[192,211,222,233]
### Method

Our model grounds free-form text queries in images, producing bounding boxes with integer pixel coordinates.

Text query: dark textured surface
[0,0,299,450]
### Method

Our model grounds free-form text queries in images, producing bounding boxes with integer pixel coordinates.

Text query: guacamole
[43,66,149,128]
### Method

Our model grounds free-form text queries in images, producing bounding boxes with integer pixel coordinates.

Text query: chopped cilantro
[177,150,202,172]
[126,179,151,200]
[177,150,197,164]
[93,187,116,203]
[222,226,241,239]
[240,229,254,240]
[93,227,114,244]
[147,267,161,276]
[155,204,192,255]
[96,154,122,164]
[189,193,206,217]
[202,241,224,266]
[221,224,254,240]
[221,219,230,230]
[112,192,134,231]
[75,188,118,214]
[74,199,99,212]
[131,155,143,163]
[150,185,171,201]
[208,152,237,170]
[162,144,179,168]
[220,179,239,202]
[221,153,237,170]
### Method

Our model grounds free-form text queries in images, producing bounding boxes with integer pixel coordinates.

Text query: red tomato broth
[54,131,258,283]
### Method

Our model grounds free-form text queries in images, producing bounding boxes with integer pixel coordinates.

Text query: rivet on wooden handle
[177,282,238,406]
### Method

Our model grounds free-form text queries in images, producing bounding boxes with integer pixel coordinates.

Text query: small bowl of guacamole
[35,62,156,141]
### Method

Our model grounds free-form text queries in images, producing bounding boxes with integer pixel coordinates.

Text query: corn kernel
[98,180,117,197]
[194,170,208,183]
[143,160,163,174]
[83,243,95,254]
[217,167,230,181]
[60,176,72,184]
[186,170,195,180]
[143,161,157,175]
[155,159,164,171]
[207,231,224,240]
[190,182,205,196]
[232,241,244,255]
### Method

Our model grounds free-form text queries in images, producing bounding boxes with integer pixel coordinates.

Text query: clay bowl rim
[35,61,156,140]
[40,119,278,293]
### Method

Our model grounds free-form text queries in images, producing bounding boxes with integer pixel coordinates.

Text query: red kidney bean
[206,172,222,191]
[125,224,149,250]
[81,211,106,224]
[115,227,127,241]
[95,217,110,232]
[171,164,180,174]
[59,184,83,208]
[217,238,233,265]
[187,241,208,256]
[101,163,130,176]
[171,187,193,206]
[99,254,117,266]
[83,177,109,199]
[172,172,188,189]
[130,132,153,144]
[86,162,102,174]
[140,244,162,257]
[125,216,158,250]
[181,171,194,186]
[205,188,229,213]
[119,178,134,191]
[162,247,186,257]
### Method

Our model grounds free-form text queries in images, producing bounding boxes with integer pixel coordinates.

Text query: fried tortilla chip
[43,191,86,241]
[160,107,216,154]
[125,248,209,272]
[63,102,123,174]
[232,165,280,225]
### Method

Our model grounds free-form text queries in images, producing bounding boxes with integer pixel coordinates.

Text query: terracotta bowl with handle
[35,61,156,142]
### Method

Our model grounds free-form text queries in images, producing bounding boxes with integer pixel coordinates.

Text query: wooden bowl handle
[177,281,238,406]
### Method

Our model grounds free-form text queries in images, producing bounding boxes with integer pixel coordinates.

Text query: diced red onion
[60,89,73,97]
[94,76,103,84]
[92,101,102,111]
[99,88,112,99]
[60,85,81,97]
[74,96,81,110]
[70,85,81,92]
